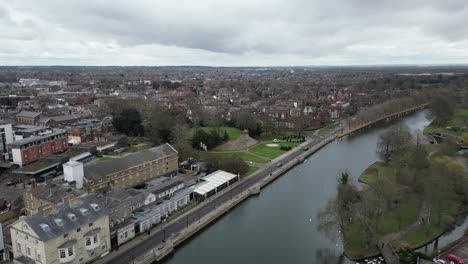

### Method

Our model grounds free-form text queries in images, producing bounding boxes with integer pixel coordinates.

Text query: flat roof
[9,129,66,147]
[13,161,60,174]
[193,170,238,196]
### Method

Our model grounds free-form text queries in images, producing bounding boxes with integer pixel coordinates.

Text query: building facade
[0,122,14,161]
[82,143,178,192]
[10,194,110,264]
[9,129,68,166]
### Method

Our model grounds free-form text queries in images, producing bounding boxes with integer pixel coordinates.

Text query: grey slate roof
[84,143,178,181]
[21,194,108,241]
[17,111,42,118]
[145,178,184,195]
[27,183,85,204]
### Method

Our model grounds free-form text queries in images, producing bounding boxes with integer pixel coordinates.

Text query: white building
[0,122,14,161]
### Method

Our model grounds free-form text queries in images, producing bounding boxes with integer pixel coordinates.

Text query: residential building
[10,194,110,264]
[81,143,178,192]
[13,125,53,141]
[0,122,14,161]
[22,183,85,216]
[36,114,82,128]
[101,188,135,246]
[15,111,45,125]
[9,129,68,167]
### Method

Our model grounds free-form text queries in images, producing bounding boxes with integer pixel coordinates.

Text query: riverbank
[131,137,336,263]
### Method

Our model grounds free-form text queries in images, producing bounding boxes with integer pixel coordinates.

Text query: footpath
[94,135,335,264]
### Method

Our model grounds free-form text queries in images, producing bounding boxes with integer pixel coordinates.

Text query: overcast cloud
[1,0,468,66]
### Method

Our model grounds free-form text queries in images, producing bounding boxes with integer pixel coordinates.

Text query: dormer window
[90,203,100,212]
[79,208,89,216]
[67,213,76,221]
[39,223,50,232]
[54,218,64,227]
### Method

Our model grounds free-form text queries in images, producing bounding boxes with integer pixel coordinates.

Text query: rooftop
[9,128,67,147]
[16,110,42,118]
[15,193,107,241]
[14,161,60,174]
[84,143,178,181]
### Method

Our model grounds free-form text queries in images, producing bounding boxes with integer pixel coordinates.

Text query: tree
[235,111,260,136]
[377,125,413,164]
[204,154,249,176]
[146,109,184,144]
[112,108,144,136]
[430,97,454,126]
[173,141,198,162]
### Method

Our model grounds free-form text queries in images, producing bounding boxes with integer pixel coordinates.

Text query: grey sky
[1,0,468,66]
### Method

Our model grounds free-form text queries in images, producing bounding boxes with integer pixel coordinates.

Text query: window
[68,247,74,257]
[93,234,98,244]
[76,228,81,233]
[16,241,22,252]
[123,231,129,239]
[26,245,31,256]
[36,250,41,262]
[64,233,68,239]
[89,222,93,227]
[59,249,66,259]
[85,237,91,246]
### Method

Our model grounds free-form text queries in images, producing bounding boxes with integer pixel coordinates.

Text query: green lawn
[212,152,268,164]
[184,127,241,140]
[249,142,300,159]
[423,143,439,153]
[318,122,340,135]
[424,107,468,136]
[345,193,422,258]
[395,201,461,248]
[243,167,260,177]
[359,162,396,185]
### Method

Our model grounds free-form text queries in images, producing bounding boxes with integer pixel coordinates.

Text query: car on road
[446,254,464,264]
[302,146,309,151]
[276,162,282,167]
[6,179,21,186]
[433,258,446,264]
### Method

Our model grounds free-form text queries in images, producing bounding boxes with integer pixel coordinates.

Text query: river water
[165,111,437,264]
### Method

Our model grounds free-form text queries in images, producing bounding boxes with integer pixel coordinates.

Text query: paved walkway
[379,200,431,264]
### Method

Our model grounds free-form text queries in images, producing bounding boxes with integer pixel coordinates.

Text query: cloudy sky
[1,0,468,66]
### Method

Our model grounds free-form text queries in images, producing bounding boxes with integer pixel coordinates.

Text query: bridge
[336,103,429,138]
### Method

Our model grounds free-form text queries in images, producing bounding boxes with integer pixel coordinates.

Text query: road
[107,125,344,264]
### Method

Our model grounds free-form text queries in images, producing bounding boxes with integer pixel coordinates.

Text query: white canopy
[193,170,238,196]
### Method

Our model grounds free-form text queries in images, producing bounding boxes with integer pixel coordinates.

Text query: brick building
[15,111,45,125]
[81,143,178,192]
[9,129,68,166]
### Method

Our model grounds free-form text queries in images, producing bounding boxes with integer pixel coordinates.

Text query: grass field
[358,162,396,185]
[318,122,340,135]
[345,193,422,258]
[249,142,300,159]
[424,107,468,136]
[184,127,241,140]
[212,152,268,164]
[394,201,462,248]
[243,167,260,177]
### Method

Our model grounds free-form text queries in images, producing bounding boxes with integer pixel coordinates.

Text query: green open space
[358,162,396,185]
[212,152,268,164]
[318,122,340,135]
[249,142,300,159]
[394,201,462,248]
[345,192,422,258]
[424,107,468,137]
[423,143,439,153]
[184,127,241,141]
[243,167,260,177]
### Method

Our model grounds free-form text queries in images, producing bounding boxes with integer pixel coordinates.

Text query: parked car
[433,258,446,264]
[276,162,282,167]
[302,146,309,151]
[446,254,464,264]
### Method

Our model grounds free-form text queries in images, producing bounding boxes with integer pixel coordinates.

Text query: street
[106,125,343,264]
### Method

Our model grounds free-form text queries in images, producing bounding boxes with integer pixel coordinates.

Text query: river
[164,111,434,264]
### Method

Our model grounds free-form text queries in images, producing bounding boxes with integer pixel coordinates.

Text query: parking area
[442,239,468,263]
